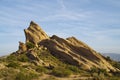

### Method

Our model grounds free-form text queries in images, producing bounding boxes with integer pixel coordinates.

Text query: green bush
[35,66,48,73]
[0,68,17,79]
[18,54,29,62]
[52,68,71,77]
[106,56,111,61]
[6,62,20,68]
[113,62,120,69]
[15,72,38,80]
[108,76,120,80]
[90,67,99,73]
[6,55,17,62]
[44,76,57,80]
[67,65,80,73]
[26,42,35,49]
[99,69,107,74]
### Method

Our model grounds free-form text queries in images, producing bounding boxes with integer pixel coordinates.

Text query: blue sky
[0,0,120,56]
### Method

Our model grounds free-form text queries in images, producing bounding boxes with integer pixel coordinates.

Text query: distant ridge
[103,53,120,61]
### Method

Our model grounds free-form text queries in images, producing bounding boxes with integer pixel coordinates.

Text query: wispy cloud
[57,0,66,10]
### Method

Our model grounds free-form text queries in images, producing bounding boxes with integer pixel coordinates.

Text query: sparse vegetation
[26,42,35,49]
[44,76,57,80]
[0,47,120,80]
[6,54,17,62]
[35,66,48,73]
[51,67,72,77]
[67,65,80,73]
[18,54,29,62]
[15,72,38,80]
[106,56,112,61]
[0,68,16,79]
[113,62,120,69]
[6,62,20,68]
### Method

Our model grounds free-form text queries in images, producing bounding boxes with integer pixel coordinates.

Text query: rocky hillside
[0,21,120,80]
[23,21,116,71]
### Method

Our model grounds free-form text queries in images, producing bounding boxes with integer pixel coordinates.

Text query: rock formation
[17,41,27,53]
[24,21,49,46]
[26,50,39,61]
[40,35,116,71]
[22,21,117,71]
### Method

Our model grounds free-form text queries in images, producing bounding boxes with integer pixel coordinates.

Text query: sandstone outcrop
[17,41,27,53]
[24,21,49,46]
[22,21,117,71]
[40,35,116,71]
[26,50,39,61]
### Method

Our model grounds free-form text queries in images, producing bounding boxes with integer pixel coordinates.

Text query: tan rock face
[18,41,27,53]
[26,50,39,61]
[24,21,49,46]
[22,21,117,71]
[40,35,116,71]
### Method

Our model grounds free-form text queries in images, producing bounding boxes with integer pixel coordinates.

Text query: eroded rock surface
[22,21,118,71]
[24,21,49,46]
[40,35,116,71]
[18,41,27,53]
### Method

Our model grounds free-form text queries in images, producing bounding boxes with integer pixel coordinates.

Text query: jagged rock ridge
[20,21,117,71]
[24,21,49,46]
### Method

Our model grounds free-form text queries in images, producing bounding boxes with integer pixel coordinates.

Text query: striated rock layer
[24,21,49,46]
[40,35,116,71]
[24,21,117,71]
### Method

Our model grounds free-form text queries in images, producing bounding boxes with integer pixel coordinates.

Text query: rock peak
[30,21,38,26]
[24,21,49,46]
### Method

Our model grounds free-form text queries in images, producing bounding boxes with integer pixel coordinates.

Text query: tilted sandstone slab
[23,21,117,71]
[40,35,116,71]
[24,21,49,46]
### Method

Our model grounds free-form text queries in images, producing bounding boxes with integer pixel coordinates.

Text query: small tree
[106,56,111,61]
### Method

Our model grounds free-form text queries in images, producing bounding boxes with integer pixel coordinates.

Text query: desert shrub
[99,69,107,75]
[90,68,108,80]
[0,56,7,62]
[91,72,106,80]
[6,54,17,62]
[15,72,38,80]
[52,68,71,77]
[113,62,120,69]
[67,65,80,73]
[35,66,48,73]
[90,68,108,78]
[18,54,29,62]
[106,56,112,61]
[26,42,35,49]
[0,68,17,80]
[112,71,120,77]
[15,72,26,80]
[6,62,20,68]
[44,76,57,80]
[90,67,98,73]
[108,76,120,80]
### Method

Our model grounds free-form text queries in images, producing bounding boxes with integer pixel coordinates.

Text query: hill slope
[0,21,120,80]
